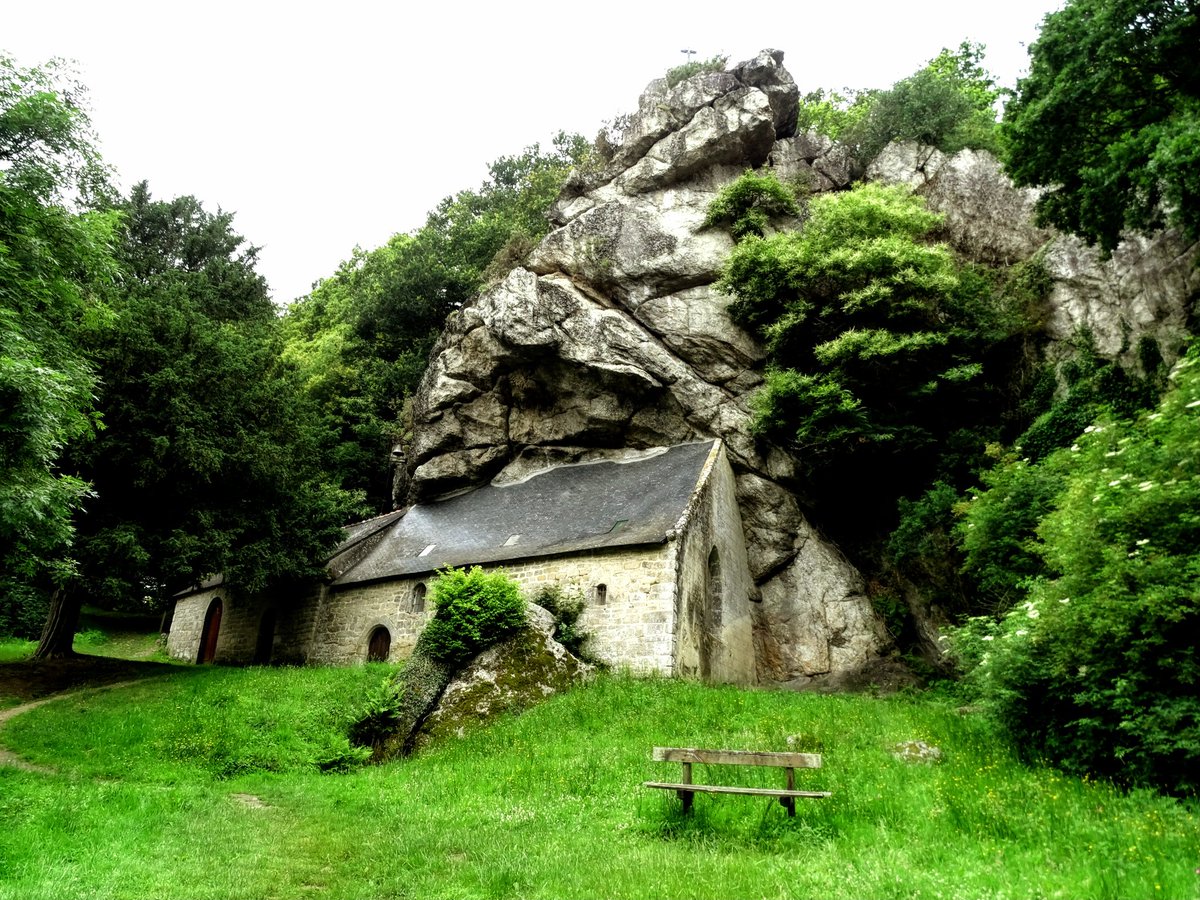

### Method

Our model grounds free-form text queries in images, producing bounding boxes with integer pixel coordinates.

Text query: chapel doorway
[367,626,392,662]
[197,598,223,664]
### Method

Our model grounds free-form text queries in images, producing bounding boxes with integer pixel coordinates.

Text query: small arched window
[593,583,607,606]
[707,547,723,629]
[412,582,427,613]
[367,626,392,662]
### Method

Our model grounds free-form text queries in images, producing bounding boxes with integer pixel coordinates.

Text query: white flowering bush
[949,345,1200,793]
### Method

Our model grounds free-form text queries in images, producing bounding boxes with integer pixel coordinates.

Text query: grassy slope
[0,665,1196,900]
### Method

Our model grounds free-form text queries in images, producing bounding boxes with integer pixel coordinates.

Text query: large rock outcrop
[400,51,1196,685]
[404,50,888,685]
[868,142,1199,365]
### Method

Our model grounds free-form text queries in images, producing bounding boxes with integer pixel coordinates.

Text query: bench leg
[677,790,694,815]
[679,761,694,815]
[779,796,795,817]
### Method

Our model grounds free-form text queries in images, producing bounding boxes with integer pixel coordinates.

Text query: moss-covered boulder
[414,604,593,750]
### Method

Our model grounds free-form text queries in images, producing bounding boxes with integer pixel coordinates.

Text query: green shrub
[950,346,1200,793]
[956,454,1063,614]
[845,43,1002,163]
[704,170,801,241]
[530,584,590,659]
[664,54,728,88]
[417,566,527,668]
[722,184,969,469]
[1018,333,1160,462]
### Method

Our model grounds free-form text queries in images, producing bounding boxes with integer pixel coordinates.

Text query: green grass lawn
[1,665,1197,900]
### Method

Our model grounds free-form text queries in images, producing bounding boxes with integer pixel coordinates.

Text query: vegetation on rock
[719,183,1034,537]
[665,54,728,88]
[350,566,528,759]
[704,170,801,241]
[797,42,1002,162]
[418,566,527,668]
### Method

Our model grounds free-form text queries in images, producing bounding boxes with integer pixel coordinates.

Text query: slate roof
[332,440,718,587]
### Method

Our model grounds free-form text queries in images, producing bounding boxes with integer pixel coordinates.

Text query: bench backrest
[652,747,822,768]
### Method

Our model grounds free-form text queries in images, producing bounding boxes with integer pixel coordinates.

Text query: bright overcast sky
[6,0,1063,305]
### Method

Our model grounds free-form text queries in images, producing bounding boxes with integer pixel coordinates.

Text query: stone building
[167,439,759,683]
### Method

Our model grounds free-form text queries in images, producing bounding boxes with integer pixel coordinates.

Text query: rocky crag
[398,51,1197,686]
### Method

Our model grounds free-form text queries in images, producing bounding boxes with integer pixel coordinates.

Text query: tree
[0,56,120,640]
[841,42,1003,163]
[717,183,1031,539]
[1003,0,1200,251]
[37,183,360,655]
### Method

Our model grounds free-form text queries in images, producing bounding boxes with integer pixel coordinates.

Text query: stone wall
[671,442,757,683]
[168,584,325,666]
[502,545,678,674]
[166,586,278,665]
[166,588,223,662]
[305,578,434,665]
[306,542,678,672]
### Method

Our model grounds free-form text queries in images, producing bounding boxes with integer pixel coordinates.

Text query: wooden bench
[643,747,830,817]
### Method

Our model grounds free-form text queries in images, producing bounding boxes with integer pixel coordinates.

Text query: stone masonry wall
[501,545,677,674]
[166,589,223,662]
[307,542,678,672]
[671,443,757,684]
[306,577,434,665]
[166,587,273,664]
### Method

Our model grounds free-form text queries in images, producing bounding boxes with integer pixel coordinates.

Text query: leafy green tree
[722,185,984,463]
[0,56,120,640]
[40,183,359,655]
[717,184,1034,543]
[1003,0,1200,251]
[794,89,875,141]
[841,42,1003,163]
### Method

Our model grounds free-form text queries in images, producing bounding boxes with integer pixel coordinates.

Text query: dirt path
[0,677,150,772]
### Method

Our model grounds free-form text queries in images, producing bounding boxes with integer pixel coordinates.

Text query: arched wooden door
[197,598,223,664]
[367,626,391,662]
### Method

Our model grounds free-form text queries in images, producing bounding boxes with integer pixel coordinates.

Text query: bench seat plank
[652,747,822,768]
[643,781,831,799]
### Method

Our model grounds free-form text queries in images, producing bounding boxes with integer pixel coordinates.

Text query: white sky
[5,0,1063,305]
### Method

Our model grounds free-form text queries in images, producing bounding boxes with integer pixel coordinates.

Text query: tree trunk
[33,585,81,659]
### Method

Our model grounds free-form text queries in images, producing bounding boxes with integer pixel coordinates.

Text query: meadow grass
[0,637,36,666]
[0,666,1197,899]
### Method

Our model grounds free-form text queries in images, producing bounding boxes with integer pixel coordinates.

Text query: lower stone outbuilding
[167,440,759,683]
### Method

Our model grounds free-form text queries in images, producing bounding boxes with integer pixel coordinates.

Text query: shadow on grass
[0,653,187,703]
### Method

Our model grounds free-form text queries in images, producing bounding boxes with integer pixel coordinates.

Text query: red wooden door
[198,598,223,664]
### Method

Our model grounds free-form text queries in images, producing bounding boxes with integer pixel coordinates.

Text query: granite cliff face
[869,142,1199,365]
[398,51,1196,685]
